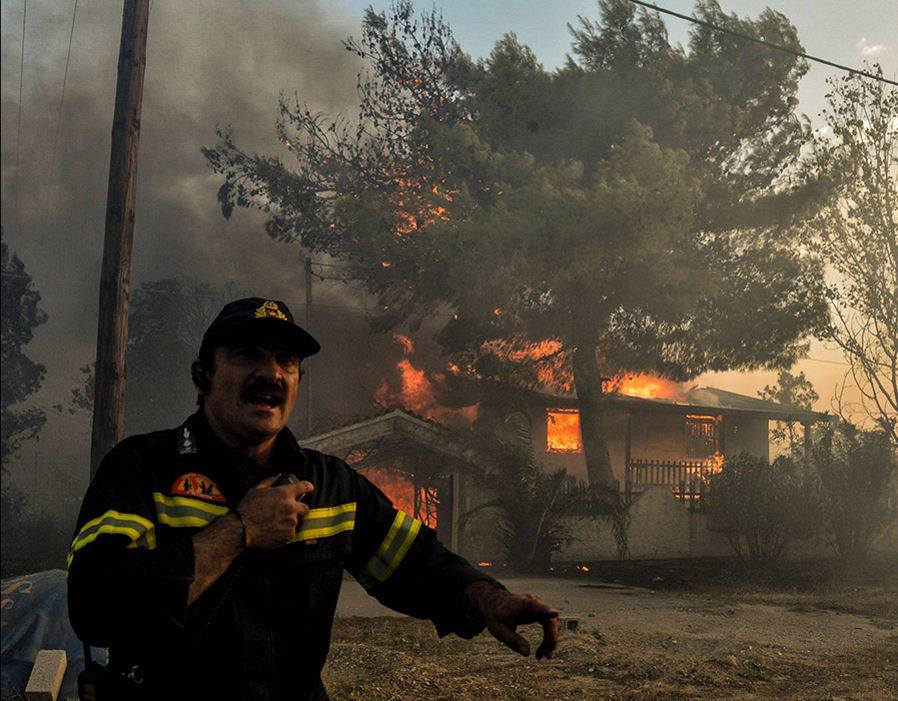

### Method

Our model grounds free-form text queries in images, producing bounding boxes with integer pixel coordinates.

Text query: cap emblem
[255,300,288,321]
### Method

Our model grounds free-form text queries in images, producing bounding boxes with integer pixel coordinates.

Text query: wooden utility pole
[89,0,150,478]
[304,256,313,437]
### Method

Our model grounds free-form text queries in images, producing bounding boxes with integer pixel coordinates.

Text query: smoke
[0,0,379,495]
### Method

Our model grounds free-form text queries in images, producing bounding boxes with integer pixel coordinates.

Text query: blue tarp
[1,569,104,701]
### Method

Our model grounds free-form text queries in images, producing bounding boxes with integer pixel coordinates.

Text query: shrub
[464,412,572,571]
[706,452,822,562]
[811,423,896,560]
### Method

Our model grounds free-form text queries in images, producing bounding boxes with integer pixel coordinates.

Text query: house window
[685,415,719,457]
[547,409,582,453]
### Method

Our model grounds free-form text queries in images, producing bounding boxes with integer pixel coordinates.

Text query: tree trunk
[570,335,616,487]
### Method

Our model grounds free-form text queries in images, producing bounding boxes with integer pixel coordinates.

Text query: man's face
[202,339,301,445]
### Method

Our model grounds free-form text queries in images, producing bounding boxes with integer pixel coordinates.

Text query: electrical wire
[14,0,28,231]
[51,0,79,172]
[627,0,897,86]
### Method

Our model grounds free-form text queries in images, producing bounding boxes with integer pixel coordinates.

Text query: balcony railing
[626,458,720,508]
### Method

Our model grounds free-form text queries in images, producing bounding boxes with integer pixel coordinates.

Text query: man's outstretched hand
[463,581,560,660]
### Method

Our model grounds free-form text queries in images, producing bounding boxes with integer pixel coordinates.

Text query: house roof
[538,385,830,423]
[302,408,477,463]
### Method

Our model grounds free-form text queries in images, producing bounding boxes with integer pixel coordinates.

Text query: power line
[51,0,79,172]
[801,356,850,367]
[627,0,897,87]
[14,0,27,231]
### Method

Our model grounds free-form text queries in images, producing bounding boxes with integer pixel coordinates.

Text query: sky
[1,0,896,501]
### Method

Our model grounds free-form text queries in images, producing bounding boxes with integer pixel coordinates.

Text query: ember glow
[547,409,582,453]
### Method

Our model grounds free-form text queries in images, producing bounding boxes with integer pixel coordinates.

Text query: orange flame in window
[547,409,582,453]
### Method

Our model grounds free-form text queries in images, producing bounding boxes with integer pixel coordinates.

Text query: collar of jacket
[177,409,307,469]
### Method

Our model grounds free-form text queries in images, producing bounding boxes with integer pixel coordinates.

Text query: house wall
[723,416,769,460]
[463,486,898,563]
[456,472,506,564]
[553,486,839,562]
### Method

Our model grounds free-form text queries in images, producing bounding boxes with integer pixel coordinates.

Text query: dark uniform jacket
[67,411,498,700]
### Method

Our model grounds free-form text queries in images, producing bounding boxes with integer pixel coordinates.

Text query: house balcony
[625,458,721,506]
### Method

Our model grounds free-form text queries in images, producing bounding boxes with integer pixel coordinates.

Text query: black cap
[199,298,320,361]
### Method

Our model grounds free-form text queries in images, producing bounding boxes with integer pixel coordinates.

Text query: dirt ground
[323,557,898,700]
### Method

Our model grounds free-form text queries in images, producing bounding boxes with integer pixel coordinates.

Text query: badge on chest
[171,472,227,503]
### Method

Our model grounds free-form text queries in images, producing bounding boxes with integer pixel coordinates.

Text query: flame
[577,565,590,573]
[547,409,582,453]
[375,334,479,426]
[481,337,573,392]
[478,561,493,567]
[359,466,437,528]
[613,374,683,400]
[394,333,415,355]
[389,174,457,236]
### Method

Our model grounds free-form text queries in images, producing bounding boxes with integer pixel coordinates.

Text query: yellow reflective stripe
[365,510,422,582]
[390,518,421,575]
[292,519,355,542]
[67,510,156,570]
[75,509,154,541]
[157,514,215,528]
[153,492,228,529]
[291,502,356,543]
[376,512,405,560]
[304,502,356,519]
[152,493,229,517]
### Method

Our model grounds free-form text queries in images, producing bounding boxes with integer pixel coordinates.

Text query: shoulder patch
[171,472,226,503]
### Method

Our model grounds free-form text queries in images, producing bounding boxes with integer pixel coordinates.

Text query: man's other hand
[236,474,314,549]
[464,581,560,660]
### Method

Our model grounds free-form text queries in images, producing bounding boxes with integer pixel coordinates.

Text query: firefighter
[67,297,560,700]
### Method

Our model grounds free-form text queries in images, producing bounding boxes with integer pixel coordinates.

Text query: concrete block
[25,649,67,701]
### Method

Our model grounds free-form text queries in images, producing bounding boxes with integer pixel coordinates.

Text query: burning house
[533,382,828,493]
[303,348,831,562]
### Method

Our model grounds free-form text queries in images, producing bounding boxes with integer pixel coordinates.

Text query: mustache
[242,378,286,400]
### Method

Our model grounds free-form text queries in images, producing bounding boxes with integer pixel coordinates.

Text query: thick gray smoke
[0,0,376,500]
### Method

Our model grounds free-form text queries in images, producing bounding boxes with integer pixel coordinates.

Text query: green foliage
[1,240,48,464]
[706,452,822,562]
[54,363,95,418]
[1,238,47,528]
[803,66,897,442]
[464,412,572,570]
[125,278,233,434]
[810,422,896,560]
[204,1,830,486]
[758,369,819,449]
